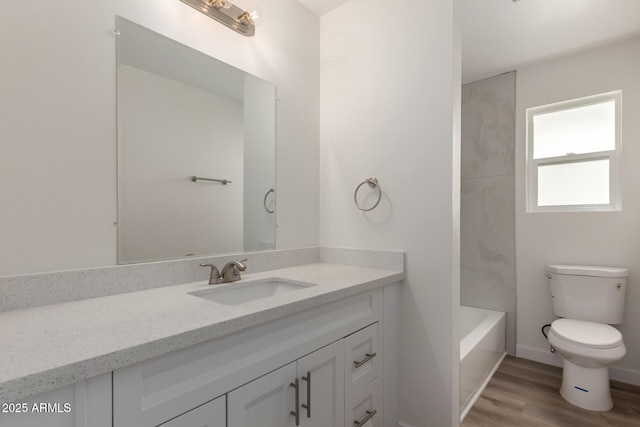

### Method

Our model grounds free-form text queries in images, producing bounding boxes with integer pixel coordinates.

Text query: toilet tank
[548,265,628,324]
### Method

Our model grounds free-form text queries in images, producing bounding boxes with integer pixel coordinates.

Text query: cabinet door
[345,323,380,398]
[0,373,111,427]
[158,396,225,427]
[228,362,297,427]
[297,341,344,427]
[345,378,382,427]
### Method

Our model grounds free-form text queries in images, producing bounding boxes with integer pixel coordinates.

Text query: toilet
[546,265,628,412]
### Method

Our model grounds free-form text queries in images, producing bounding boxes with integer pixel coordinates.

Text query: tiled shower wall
[461,72,516,354]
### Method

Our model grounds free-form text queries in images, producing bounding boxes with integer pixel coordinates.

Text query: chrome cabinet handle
[354,409,377,426]
[290,378,300,426]
[353,352,377,369]
[301,371,311,418]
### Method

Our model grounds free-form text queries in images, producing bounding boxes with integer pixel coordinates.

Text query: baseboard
[516,344,563,368]
[516,344,640,386]
[609,365,640,386]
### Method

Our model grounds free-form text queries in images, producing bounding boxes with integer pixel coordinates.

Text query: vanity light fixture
[179,0,262,36]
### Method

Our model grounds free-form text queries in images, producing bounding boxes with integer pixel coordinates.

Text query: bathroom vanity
[115,288,383,427]
[0,256,403,427]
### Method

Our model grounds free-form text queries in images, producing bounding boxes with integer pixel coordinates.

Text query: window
[526,91,621,212]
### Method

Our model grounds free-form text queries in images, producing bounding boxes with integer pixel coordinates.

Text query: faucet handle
[236,258,248,271]
[221,258,248,282]
[200,263,222,285]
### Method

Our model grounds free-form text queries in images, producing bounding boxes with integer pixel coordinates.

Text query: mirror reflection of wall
[243,76,276,253]
[116,17,276,264]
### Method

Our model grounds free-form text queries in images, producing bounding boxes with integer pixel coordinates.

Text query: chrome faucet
[220,258,248,283]
[200,263,222,285]
[200,258,247,285]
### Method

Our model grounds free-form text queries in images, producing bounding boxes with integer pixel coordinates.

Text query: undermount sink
[189,278,317,306]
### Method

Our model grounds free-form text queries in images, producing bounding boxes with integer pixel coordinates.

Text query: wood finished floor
[462,355,640,427]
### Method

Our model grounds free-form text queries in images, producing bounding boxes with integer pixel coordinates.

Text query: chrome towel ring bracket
[354,177,382,211]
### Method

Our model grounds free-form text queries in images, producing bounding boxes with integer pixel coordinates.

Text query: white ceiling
[461,0,640,83]
[296,0,349,16]
[297,0,640,84]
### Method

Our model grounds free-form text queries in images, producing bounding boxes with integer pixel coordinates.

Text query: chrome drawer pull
[301,371,311,417]
[290,378,300,426]
[353,352,377,368]
[354,409,377,426]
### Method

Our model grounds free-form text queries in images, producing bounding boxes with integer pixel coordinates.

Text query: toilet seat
[550,319,623,349]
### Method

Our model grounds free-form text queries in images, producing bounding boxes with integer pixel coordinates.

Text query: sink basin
[189,278,316,306]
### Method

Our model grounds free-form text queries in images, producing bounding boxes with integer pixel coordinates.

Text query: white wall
[320,0,461,425]
[515,36,640,385]
[0,0,319,276]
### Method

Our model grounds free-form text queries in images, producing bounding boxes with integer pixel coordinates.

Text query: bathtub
[460,305,506,421]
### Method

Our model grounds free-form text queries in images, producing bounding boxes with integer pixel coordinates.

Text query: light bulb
[238,6,263,26]
[247,7,263,26]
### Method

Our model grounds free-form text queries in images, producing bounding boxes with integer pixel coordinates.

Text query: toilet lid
[550,319,623,349]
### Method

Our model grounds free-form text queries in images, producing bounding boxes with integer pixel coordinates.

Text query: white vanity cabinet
[113,289,384,427]
[346,378,382,427]
[345,323,380,398]
[345,323,382,427]
[227,339,345,427]
[295,340,345,427]
[225,342,348,427]
[228,325,380,427]
[228,362,297,427]
[159,396,225,427]
[0,374,111,427]
[0,284,398,427]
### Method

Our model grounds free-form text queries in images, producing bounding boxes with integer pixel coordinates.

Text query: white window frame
[526,91,622,213]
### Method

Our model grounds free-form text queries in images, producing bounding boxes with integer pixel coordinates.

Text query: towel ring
[263,188,275,214]
[354,177,382,211]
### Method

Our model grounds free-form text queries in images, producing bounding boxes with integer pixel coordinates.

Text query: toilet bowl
[548,318,626,411]
[546,265,628,412]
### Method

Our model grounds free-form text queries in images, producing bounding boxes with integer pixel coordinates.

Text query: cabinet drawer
[345,378,382,427]
[159,395,225,427]
[344,323,379,398]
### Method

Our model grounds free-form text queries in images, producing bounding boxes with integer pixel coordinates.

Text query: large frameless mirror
[116,17,276,264]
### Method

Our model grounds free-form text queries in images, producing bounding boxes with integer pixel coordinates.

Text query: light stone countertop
[0,262,403,405]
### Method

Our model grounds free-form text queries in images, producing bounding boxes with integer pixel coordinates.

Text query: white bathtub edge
[460,309,504,361]
[460,307,506,412]
[460,351,506,422]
